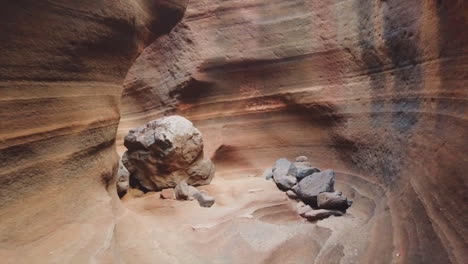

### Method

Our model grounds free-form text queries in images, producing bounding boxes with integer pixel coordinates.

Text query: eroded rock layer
[0,0,187,262]
[119,0,468,263]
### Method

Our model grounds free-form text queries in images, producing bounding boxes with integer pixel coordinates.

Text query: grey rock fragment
[293,169,335,206]
[286,190,298,199]
[317,191,353,210]
[295,156,308,162]
[273,159,297,191]
[302,209,344,221]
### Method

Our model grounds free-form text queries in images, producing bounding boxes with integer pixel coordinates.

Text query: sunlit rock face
[119,0,468,263]
[122,115,215,191]
[0,0,187,262]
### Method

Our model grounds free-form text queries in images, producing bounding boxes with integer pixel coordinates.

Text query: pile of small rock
[264,156,352,221]
[160,181,215,208]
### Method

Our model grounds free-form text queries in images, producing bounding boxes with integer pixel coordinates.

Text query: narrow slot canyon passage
[0,0,467,263]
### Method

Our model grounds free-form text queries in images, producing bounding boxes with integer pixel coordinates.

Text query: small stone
[248,188,264,193]
[193,191,215,207]
[187,186,200,200]
[294,161,312,167]
[128,188,144,197]
[274,175,297,191]
[263,168,274,180]
[117,160,130,198]
[317,191,353,210]
[296,201,306,209]
[295,156,308,162]
[295,165,320,181]
[273,158,297,178]
[174,181,191,200]
[160,188,176,199]
[286,190,298,199]
[117,181,129,198]
[302,209,344,221]
[297,205,313,216]
[293,169,335,206]
[122,116,214,192]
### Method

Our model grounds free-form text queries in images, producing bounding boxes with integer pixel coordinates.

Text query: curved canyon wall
[0,0,187,262]
[120,0,468,263]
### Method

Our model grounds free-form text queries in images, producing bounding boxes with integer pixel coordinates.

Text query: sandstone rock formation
[122,115,215,191]
[117,0,468,262]
[0,0,188,262]
[1,0,467,263]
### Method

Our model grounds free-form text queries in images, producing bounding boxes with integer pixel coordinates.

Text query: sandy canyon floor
[117,170,388,264]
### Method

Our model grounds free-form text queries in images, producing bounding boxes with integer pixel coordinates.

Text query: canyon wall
[119,0,468,263]
[0,0,187,262]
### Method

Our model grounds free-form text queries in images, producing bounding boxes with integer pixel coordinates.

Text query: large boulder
[292,169,335,206]
[122,116,215,191]
[294,161,312,167]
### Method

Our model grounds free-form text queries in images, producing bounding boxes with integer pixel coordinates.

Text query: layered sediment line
[0,0,187,262]
[119,0,468,263]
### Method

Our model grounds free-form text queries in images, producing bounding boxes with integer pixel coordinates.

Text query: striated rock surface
[0,0,188,262]
[1,0,467,263]
[122,115,215,191]
[117,0,468,263]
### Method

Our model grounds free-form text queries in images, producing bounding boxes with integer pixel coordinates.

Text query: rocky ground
[117,169,377,264]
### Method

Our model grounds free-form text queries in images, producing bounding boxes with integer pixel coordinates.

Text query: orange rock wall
[0,0,187,262]
[120,0,468,263]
